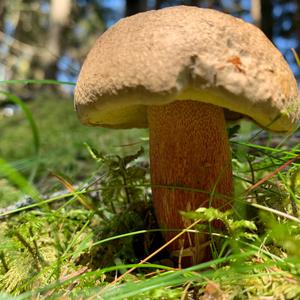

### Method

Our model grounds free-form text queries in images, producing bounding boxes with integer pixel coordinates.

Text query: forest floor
[0,92,300,299]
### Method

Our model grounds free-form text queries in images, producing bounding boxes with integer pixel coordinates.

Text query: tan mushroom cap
[75,5,300,132]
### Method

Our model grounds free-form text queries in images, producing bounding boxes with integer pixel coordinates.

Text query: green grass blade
[0,79,75,86]
[0,91,40,156]
[100,251,255,299]
[292,48,300,67]
[11,263,175,300]
[0,158,40,200]
[0,91,41,181]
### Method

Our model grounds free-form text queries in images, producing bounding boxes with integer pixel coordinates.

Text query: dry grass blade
[108,218,203,287]
[246,153,300,193]
[51,173,95,210]
[292,48,300,67]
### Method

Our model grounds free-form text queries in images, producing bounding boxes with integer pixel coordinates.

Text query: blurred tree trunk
[251,0,261,27]
[155,0,164,9]
[12,0,71,81]
[1,0,107,95]
[190,0,201,5]
[251,0,273,40]
[126,0,147,16]
[0,1,6,31]
[261,0,273,40]
[296,1,300,57]
[42,0,72,79]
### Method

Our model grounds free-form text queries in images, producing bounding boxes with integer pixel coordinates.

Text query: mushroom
[74,6,300,265]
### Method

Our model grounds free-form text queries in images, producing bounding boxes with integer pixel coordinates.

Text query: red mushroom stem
[148,100,233,265]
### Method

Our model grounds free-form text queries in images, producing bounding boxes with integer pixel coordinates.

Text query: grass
[0,91,147,205]
[0,85,300,299]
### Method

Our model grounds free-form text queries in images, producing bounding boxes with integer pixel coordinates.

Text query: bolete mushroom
[74,6,300,265]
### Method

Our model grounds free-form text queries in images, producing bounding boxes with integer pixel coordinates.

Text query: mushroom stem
[148,100,233,265]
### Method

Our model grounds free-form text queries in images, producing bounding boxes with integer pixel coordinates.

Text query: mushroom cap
[75,5,300,132]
